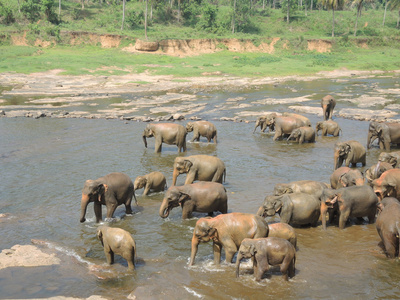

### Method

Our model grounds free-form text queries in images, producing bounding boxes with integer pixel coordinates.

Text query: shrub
[0,1,15,24]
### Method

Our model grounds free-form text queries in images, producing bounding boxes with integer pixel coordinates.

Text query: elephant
[96,226,136,270]
[172,155,226,186]
[159,182,228,219]
[253,115,272,133]
[330,167,365,189]
[321,95,336,120]
[372,169,400,201]
[257,193,321,227]
[282,112,312,127]
[365,162,393,185]
[376,197,400,258]
[236,237,296,282]
[142,123,187,153]
[80,172,136,223]
[287,126,316,144]
[134,171,167,196]
[320,185,378,229]
[186,121,217,143]
[367,121,400,151]
[378,151,400,168]
[315,120,342,137]
[265,115,311,141]
[268,223,297,248]
[273,180,330,199]
[334,140,366,170]
[189,212,269,266]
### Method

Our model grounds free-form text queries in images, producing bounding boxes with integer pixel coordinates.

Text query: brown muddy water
[1,75,400,300]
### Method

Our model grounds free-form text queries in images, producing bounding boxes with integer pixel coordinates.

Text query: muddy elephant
[287,126,316,144]
[365,162,393,185]
[189,213,269,266]
[186,121,217,143]
[334,140,366,170]
[97,226,136,270]
[315,120,342,137]
[320,185,378,229]
[236,237,296,281]
[330,167,365,189]
[257,193,321,227]
[321,95,336,120]
[159,182,228,219]
[367,121,400,151]
[268,223,297,248]
[376,197,400,258]
[172,155,226,186]
[142,123,187,153]
[273,180,330,199]
[378,151,400,168]
[80,172,136,223]
[266,115,311,141]
[134,171,167,196]
[372,169,400,201]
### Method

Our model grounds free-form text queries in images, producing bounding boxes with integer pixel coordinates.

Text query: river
[0,74,400,299]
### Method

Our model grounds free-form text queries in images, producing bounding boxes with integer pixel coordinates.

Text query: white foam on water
[183,286,204,299]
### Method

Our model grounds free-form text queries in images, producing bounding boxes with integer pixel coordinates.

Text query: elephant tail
[223,168,226,183]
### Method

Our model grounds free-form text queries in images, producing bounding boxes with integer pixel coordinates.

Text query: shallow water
[1,75,400,299]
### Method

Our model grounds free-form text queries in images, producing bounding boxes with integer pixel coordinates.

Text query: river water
[1,74,400,299]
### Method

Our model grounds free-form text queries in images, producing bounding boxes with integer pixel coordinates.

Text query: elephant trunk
[287,133,294,143]
[253,121,260,133]
[235,253,243,277]
[334,150,340,170]
[142,134,148,148]
[189,237,199,266]
[256,206,265,217]
[366,131,373,149]
[159,198,171,218]
[80,193,90,223]
[320,201,328,230]
[322,104,328,121]
[133,190,137,205]
[172,168,179,186]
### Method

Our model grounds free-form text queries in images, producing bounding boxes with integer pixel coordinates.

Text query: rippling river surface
[1,75,400,299]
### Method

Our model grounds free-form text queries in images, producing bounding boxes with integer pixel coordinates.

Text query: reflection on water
[1,76,400,299]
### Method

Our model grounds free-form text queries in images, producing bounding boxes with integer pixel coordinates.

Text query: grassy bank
[1,44,400,77]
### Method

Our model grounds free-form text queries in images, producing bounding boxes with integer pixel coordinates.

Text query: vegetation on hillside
[0,0,399,42]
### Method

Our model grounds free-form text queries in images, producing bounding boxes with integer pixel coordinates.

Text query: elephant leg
[213,242,222,264]
[213,135,217,143]
[155,137,162,153]
[255,257,269,281]
[218,202,228,214]
[273,130,282,141]
[367,209,376,224]
[104,245,114,265]
[333,128,339,136]
[322,128,328,136]
[125,195,134,214]
[223,240,238,264]
[184,172,196,185]
[143,184,151,196]
[288,259,295,278]
[338,210,351,229]
[125,250,135,270]
[382,234,397,258]
[181,203,194,219]
[106,202,118,220]
[94,202,103,223]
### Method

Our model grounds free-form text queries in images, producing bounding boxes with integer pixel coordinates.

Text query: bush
[126,10,144,29]
[196,2,218,32]
[0,1,15,24]
[21,0,40,22]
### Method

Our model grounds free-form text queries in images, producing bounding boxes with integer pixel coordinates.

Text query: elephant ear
[249,244,256,256]
[178,192,191,204]
[338,173,348,187]
[208,227,217,240]
[183,160,193,172]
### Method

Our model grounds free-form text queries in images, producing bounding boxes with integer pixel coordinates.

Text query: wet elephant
[376,197,400,258]
[189,213,269,266]
[186,121,217,143]
[365,162,393,185]
[253,115,271,133]
[142,123,187,153]
[257,193,321,227]
[287,126,316,144]
[316,120,342,137]
[134,171,167,196]
[330,167,365,189]
[378,151,400,168]
[172,155,226,186]
[321,95,336,120]
[236,237,296,281]
[268,223,297,248]
[334,140,366,170]
[320,185,378,229]
[80,172,136,223]
[367,121,400,151]
[97,226,136,270]
[273,180,330,199]
[372,169,400,201]
[159,182,228,219]
[269,116,311,141]
[282,112,312,127]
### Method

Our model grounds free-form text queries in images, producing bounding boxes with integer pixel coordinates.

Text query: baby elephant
[268,223,297,248]
[186,121,217,143]
[97,226,136,270]
[287,126,315,144]
[316,120,342,137]
[134,171,167,196]
[236,237,296,282]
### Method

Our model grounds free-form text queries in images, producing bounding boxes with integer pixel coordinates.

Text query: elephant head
[134,176,146,190]
[236,238,255,278]
[159,187,190,218]
[367,122,390,150]
[80,180,108,223]
[257,195,283,218]
[372,177,397,201]
[320,188,339,229]
[185,122,194,132]
[334,142,351,170]
[287,128,301,142]
[315,121,324,136]
[254,117,267,133]
[378,152,398,168]
[172,157,193,186]
[189,217,217,266]
[338,170,364,187]
[142,124,155,148]
[273,184,293,196]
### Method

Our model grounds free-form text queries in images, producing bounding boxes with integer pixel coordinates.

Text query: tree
[121,0,126,30]
[390,0,400,28]
[382,0,389,26]
[351,0,373,36]
[319,0,344,37]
